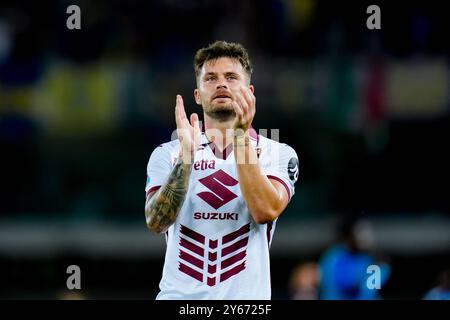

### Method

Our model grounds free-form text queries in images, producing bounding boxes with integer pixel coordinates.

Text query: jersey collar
[199,127,259,160]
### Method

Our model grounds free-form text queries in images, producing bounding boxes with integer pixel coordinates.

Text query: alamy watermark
[170,124,283,165]
[66,265,81,290]
[66,5,81,30]
[366,5,381,30]
[65,5,380,31]
[366,264,381,290]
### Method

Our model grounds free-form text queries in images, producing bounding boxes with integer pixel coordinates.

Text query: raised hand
[175,94,201,163]
[231,86,256,132]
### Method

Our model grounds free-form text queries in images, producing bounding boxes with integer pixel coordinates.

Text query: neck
[203,113,235,151]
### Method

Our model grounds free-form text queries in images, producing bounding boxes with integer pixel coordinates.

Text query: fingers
[232,100,244,118]
[175,95,181,128]
[234,90,251,125]
[240,86,256,116]
[232,86,256,130]
[176,94,190,130]
[190,113,200,131]
[239,86,254,109]
[235,92,247,114]
[176,95,187,121]
[236,87,256,115]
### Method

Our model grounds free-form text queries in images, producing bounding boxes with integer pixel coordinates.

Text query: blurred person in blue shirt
[423,268,450,300]
[319,217,390,300]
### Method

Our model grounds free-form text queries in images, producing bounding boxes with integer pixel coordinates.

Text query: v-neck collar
[199,127,259,160]
[208,140,234,160]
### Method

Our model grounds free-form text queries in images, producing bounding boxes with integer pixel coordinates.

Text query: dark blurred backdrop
[0,0,449,299]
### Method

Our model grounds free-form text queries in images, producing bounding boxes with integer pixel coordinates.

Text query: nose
[216,78,228,90]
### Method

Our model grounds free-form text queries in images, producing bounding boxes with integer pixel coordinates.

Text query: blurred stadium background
[0,0,449,299]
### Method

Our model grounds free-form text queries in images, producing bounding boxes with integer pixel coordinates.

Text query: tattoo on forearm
[145,158,191,233]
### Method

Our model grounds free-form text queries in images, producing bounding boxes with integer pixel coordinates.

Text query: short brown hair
[194,41,253,81]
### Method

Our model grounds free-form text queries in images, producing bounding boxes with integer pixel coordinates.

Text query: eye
[205,75,216,82]
[227,75,237,80]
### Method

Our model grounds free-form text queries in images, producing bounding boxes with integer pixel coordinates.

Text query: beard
[203,100,236,122]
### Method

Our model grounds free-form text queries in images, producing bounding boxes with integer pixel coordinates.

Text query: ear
[249,85,255,94]
[194,89,202,105]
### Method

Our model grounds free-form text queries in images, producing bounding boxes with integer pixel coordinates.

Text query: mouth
[213,93,232,100]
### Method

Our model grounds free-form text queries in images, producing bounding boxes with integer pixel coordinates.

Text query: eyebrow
[203,71,240,78]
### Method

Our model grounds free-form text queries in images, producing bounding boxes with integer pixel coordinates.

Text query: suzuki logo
[197,170,239,209]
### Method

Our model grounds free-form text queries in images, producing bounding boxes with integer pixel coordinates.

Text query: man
[319,217,391,300]
[144,41,299,299]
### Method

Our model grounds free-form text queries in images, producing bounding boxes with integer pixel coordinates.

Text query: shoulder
[156,139,181,151]
[150,139,181,155]
[257,135,298,158]
[257,135,294,150]
[147,139,181,165]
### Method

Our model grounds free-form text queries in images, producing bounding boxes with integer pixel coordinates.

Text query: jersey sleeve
[264,144,299,201]
[145,145,174,195]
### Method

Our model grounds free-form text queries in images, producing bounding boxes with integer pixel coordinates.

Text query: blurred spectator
[423,269,450,300]
[56,290,87,300]
[289,262,320,300]
[319,217,391,299]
